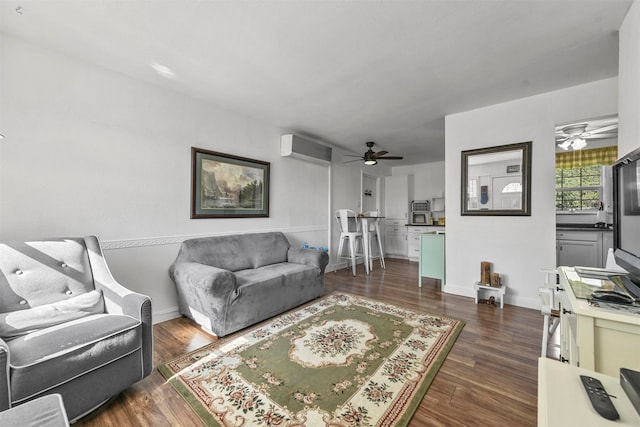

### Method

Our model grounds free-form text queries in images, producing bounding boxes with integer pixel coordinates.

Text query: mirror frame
[461,141,532,216]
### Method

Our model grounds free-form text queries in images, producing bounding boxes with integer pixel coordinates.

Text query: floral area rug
[158,292,464,426]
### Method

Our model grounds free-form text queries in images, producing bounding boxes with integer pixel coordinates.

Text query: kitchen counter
[405,224,445,227]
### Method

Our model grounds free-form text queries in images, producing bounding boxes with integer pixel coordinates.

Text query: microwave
[411,212,430,224]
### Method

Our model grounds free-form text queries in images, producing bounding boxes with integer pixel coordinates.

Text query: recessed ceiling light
[150,62,176,79]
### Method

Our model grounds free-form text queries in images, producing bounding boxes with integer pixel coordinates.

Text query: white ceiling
[0,0,632,165]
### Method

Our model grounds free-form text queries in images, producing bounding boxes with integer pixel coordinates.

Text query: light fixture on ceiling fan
[556,122,618,151]
[343,141,403,166]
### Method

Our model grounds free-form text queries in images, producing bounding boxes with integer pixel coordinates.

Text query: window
[555,165,602,212]
[501,182,522,193]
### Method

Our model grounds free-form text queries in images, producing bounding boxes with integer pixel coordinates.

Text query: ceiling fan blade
[342,159,363,163]
[377,156,404,160]
[585,124,618,136]
[585,133,618,140]
[372,150,388,158]
[343,154,364,158]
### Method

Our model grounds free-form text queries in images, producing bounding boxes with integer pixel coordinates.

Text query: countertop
[405,224,445,227]
[556,223,612,231]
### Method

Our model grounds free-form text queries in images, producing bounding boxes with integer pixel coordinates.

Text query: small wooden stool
[474,282,507,309]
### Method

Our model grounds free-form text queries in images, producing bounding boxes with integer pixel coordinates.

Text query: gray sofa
[169,232,329,336]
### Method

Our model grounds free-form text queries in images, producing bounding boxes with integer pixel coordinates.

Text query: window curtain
[555,146,618,169]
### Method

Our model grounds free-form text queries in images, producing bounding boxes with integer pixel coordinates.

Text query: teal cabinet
[419,233,445,288]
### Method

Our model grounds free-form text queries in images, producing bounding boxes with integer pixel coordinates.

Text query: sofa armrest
[287,248,330,273]
[0,338,10,411]
[169,262,237,298]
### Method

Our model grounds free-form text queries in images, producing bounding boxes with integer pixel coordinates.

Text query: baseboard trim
[444,283,540,310]
[153,306,181,324]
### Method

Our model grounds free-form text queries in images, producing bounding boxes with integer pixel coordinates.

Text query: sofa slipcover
[169,232,329,336]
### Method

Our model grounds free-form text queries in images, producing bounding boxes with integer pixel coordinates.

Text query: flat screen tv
[613,145,640,295]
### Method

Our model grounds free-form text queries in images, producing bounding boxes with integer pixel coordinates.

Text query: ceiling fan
[344,141,404,165]
[556,122,618,151]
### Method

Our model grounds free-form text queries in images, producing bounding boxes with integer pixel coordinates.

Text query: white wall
[619,0,640,157]
[445,78,618,309]
[0,35,338,322]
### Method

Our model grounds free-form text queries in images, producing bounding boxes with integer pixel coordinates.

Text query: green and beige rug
[159,292,464,426]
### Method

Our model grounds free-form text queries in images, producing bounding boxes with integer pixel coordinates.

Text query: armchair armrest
[0,338,10,411]
[288,248,329,273]
[83,236,153,377]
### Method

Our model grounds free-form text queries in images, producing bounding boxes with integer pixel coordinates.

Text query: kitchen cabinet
[384,175,412,220]
[556,229,613,269]
[384,218,407,258]
[407,226,423,261]
[408,226,444,261]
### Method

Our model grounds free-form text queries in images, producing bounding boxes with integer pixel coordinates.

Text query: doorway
[362,173,379,214]
[554,115,618,268]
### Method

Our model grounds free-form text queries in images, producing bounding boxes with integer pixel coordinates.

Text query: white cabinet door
[385,233,407,257]
[407,227,423,260]
[557,240,600,268]
[384,175,410,220]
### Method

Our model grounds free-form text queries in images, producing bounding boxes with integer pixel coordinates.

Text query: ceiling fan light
[364,159,377,165]
[558,140,572,150]
[572,138,587,150]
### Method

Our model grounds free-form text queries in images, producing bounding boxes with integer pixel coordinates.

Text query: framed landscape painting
[191,147,270,218]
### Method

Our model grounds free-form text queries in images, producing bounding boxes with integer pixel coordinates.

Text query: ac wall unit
[281,134,332,165]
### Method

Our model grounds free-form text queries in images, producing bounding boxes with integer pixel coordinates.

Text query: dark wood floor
[76,259,545,426]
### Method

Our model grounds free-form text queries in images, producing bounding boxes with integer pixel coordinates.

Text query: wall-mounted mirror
[461,141,532,216]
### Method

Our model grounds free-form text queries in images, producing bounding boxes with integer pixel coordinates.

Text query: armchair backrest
[0,238,96,313]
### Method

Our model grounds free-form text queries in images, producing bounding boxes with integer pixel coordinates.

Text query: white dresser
[557,266,640,376]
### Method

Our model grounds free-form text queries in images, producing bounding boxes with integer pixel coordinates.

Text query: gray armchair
[0,236,152,422]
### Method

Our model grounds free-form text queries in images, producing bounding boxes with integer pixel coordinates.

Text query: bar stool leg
[375,229,385,269]
[348,236,357,276]
[336,235,345,272]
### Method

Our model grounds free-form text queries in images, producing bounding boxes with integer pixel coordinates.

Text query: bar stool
[364,211,385,270]
[335,209,364,276]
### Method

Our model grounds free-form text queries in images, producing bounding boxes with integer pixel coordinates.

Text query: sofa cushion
[7,313,141,402]
[234,262,319,287]
[244,232,290,268]
[0,290,104,338]
[177,235,253,272]
[174,232,291,271]
[0,239,95,312]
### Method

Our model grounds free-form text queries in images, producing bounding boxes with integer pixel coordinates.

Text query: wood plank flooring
[76,259,544,426]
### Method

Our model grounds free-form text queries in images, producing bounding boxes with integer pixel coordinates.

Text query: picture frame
[461,141,532,216]
[191,147,270,218]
